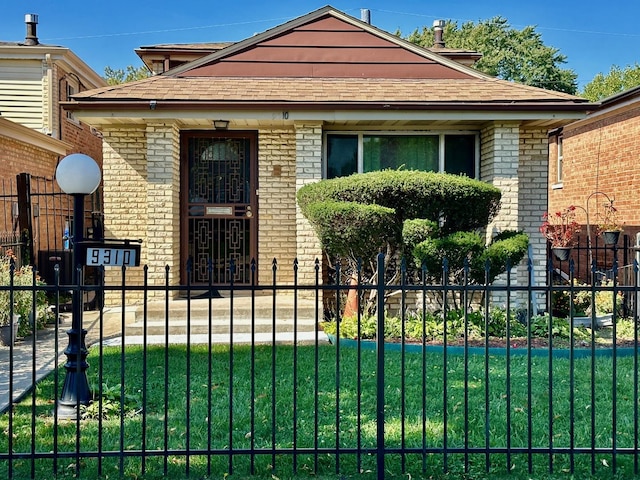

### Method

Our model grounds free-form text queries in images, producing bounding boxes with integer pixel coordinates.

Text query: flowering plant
[0,253,33,326]
[540,206,580,248]
[596,203,624,233]
[0,250,49,333]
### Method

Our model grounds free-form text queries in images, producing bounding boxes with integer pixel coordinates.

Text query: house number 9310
[86,247,137,266]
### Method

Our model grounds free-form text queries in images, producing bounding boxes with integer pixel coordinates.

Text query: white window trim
[323,130,480,179]
[553,135,563,189]
[65,77,81,125]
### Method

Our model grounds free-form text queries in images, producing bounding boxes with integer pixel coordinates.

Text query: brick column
[146,122,181,297]
[519,128,549,301]
[295,123,323,286]
[480,123,524,305]
[257,128,297,284]
[481,123,549,310]
[100,126,148,304]
[481,122,520,233]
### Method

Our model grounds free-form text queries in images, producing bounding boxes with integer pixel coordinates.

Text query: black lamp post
[55,153,101,419]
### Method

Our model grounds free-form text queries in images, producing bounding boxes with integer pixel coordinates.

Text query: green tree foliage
[581,64,640,101]
[103,65,151,85]
[403,16,577,94]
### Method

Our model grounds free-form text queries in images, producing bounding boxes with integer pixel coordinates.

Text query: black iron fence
[552,232,637,284]
[0,172,102,280]
[1,255,640,479]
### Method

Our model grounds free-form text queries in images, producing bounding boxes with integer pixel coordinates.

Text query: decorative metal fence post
[376,252,385,479]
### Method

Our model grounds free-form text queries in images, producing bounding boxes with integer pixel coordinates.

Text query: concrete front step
[126,294,322,337]
[106,330,331,346]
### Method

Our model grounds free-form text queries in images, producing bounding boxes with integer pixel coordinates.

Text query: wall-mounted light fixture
[213,119,229,130]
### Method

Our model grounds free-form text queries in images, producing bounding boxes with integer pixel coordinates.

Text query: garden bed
[322,309,639,357]
[327,332,640,358]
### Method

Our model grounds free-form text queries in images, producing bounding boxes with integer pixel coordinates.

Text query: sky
[1,0,639,90]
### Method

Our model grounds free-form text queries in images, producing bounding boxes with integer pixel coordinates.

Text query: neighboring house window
[557,135,563,184]
[66,80,78,122]
[152,61,164,75]
[325,132,478,179]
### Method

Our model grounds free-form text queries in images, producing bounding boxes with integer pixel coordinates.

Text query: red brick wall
[0,133,101,263]
[0,136,59,180]
[548,104,640,274]
[0,136,61,255]
[549,105,640,230]
[60,118,103,170]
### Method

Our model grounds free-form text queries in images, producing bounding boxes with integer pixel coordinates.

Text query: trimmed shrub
[412,230,529,285]
[470,231,529,284]
[413,231,485,276]
[297,170,501,234]
[302,200,397,260]
[402,218,439,258]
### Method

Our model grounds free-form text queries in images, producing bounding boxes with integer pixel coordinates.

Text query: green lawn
[1,343,640,479]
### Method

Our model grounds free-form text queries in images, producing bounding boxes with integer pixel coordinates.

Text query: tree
[103,65,151,85]
[581,64,640,101]
[403,16,578,94]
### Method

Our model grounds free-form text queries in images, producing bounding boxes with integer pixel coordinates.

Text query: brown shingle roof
[72,75,584,105]
[68,7,588,113]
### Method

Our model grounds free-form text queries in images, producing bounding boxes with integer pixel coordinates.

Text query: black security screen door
[182,132,257,285]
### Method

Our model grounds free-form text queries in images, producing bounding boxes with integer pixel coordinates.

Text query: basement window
[325,132,478,179]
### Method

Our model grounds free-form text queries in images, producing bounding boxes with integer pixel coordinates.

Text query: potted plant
[596,202,624,245]
[0,251,43,346]
[552,279,623,329]
[540,206,580,261]
[571,280,622,328]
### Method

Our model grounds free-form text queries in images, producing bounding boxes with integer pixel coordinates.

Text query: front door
[181,132,257,285]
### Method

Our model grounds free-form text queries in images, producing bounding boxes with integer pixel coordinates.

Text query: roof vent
[433,19,445,48]
[24,14,39,46]
[360,9,371,24]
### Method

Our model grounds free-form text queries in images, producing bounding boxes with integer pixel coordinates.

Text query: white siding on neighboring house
[0,59,44,131]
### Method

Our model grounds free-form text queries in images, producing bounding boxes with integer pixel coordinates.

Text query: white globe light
[56,154,101,194]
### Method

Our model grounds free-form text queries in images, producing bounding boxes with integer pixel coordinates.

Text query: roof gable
[68,4,593,128]
[173,7,480,80]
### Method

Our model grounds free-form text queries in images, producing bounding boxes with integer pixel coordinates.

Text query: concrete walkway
[0,316,71,414]
[0,299,327,414]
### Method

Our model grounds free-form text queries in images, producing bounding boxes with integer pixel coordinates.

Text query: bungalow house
[548,86,640,280]
[64,6,594,302]
[0,14,107,275]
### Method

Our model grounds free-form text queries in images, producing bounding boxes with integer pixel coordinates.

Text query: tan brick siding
[481,122,548,305]
[295,123,323,286]
[519,128,549,294]
[258,128,297,284]
[95,118,555,307]
[481,122,520,233]
[146,122,181,293]
[100,126,148,303]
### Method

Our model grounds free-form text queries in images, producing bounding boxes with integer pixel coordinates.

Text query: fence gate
[0,172,101,283]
